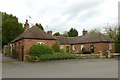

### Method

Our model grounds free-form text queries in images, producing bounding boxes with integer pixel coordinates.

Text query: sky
[0,0,119,35]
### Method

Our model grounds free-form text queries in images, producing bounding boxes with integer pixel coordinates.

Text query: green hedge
[24,55,39,62]
[29,44,53,57]
[39,53,76,61]
[52,42,61,52]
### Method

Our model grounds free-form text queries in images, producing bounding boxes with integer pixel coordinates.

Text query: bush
[11,49,19,59]
[52,42,60,52]
[60,49,64,53]
[29,44,53,57]
[6,49,12,57]
[24,55,39,62]
[39,53,77,61]
[82,47,86,54]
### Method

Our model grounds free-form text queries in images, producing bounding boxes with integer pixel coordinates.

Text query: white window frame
[109,43,112,50]
[72,45,75,50]
[81,45,84,50]
[60,45,64,49]
[37,42,45,44]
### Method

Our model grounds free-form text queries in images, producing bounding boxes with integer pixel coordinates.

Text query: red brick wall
[10,39,56,60]
[11,39,24,59]
[60,45,71,53]
[23,39,56,55]
[78,42,115,53]
[61,42,115,53]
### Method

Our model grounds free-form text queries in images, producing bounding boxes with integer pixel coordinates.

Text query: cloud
[0,0,119,35]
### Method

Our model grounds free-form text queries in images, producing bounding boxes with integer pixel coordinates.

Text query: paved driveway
[2,57,118,78]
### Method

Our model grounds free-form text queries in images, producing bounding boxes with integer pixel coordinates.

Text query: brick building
[56,30,115,54]
[5,20,56,61]
[3,20,115,61]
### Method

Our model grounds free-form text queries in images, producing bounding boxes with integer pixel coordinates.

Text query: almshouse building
[3,20,115,61]
[3,20,56,61]
[56,30,115,54]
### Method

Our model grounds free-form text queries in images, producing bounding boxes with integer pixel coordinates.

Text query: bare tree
[88,28,101,34]
[104,24,118,40]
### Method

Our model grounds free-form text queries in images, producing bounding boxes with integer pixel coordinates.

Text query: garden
[24,43,77,62]
[23,43,119,62]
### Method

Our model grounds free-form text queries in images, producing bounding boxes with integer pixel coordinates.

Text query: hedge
[39,53,76,61]
[29,44,53,57]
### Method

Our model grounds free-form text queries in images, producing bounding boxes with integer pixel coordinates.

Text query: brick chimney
[24,20,29,30]
[47,31,52,36]
[82,29,88,35]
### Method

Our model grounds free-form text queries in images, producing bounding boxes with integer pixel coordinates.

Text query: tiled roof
[56,33,113,45]
[11,26,56,42]
[77,33,113,43]
[55,37,78,45]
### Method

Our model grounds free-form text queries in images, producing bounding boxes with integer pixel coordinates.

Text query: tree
[2,12,24,46]
[104,25,118,40]
[62,31,69,37]
[88,28,101,34]
[115,26,120,52]
[53,32,61,36]
[103,24,119,52]
[35,23,44,31]
[68,28,78,37]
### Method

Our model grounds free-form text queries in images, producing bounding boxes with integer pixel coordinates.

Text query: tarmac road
[2,58,118,78]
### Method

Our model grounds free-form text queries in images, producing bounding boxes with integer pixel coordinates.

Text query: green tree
[68,28,78,37]
[53,32,61,36]
[62,31,69,37]
[115,26,120,52]
[88,28,101,34]
[35,23,44,31]
[2,12,24,46]
[104,25,118,40]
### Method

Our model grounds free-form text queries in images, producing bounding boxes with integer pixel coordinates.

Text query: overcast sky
[0,0,119,35]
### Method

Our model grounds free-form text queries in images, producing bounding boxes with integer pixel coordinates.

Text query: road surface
[2,58,118,78]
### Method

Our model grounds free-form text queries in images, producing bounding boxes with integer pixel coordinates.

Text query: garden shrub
[39,53,77,61]
[29,44,53,57]
[60,49,64,53]
[6,49,12,57]
[24,55,39,62]
[82,47,86,54]
[11,49,19,59]
[52,42,61,52]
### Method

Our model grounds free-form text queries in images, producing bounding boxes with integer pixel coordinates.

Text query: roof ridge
[11,26,56,43]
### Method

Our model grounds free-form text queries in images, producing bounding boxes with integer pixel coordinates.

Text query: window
[60,45,64,49]
[72,45,75,50]
[81,45,84,50]
[37,42,45,44]
[109,43,112,50]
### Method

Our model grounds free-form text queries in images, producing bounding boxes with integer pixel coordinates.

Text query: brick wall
[77,42,115,53]
[61,42,115,54]
[10,39,56,60]
[23,39,56,55]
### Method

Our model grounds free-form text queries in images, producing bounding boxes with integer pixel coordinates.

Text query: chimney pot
[24,19,29,30]
[47,31,52,36]
[83,29,88,35]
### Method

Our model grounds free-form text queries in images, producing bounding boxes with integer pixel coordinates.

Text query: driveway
[2,57,118,78]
